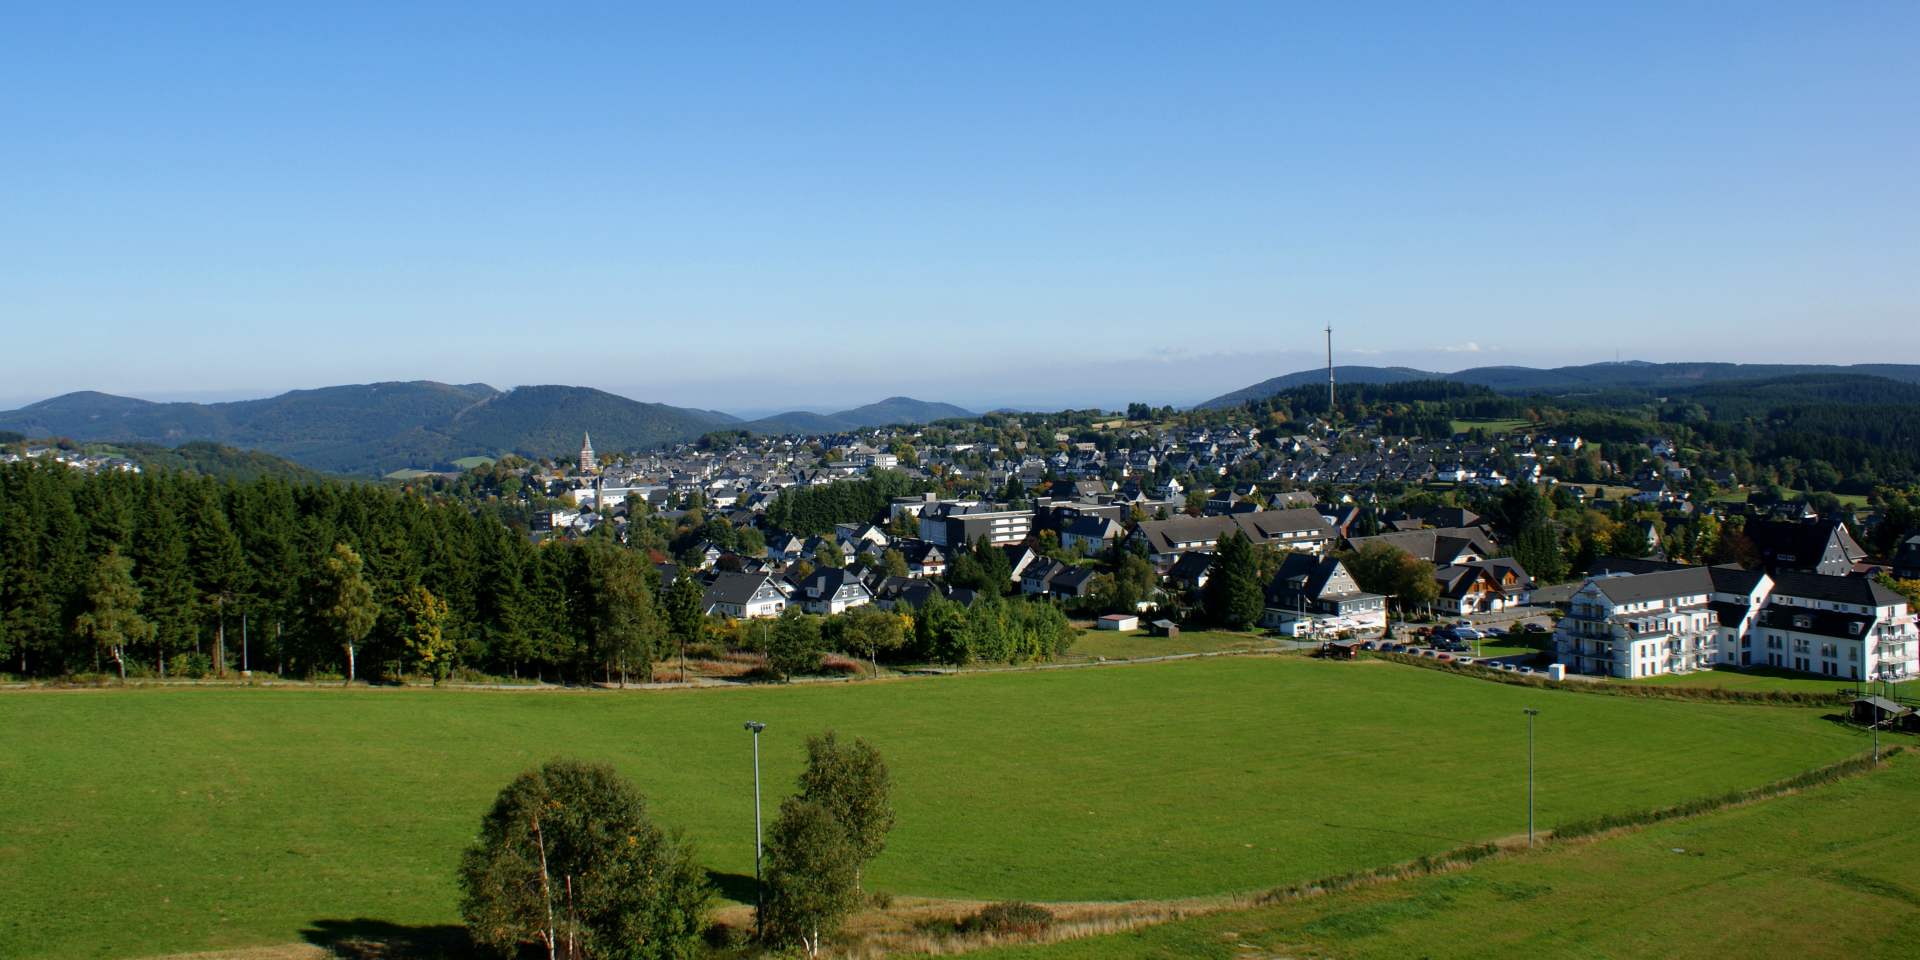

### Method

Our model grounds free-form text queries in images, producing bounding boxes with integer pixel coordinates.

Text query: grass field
[1448,418,1530,436]
[0,657,1892,959]
[1059,628,1277,662]
[963,755,1920,959]
[1467,633,1552,660]
[1628,665,1901,696]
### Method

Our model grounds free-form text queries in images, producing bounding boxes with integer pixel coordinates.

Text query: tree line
[0,460,673,682]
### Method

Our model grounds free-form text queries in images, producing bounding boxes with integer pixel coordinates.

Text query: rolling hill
[0,382,739,475]
[0,385,976,475]
[739,396,977,434]
[1196,361,1920,409]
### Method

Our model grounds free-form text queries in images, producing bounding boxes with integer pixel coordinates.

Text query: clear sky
[3,2,1915,413]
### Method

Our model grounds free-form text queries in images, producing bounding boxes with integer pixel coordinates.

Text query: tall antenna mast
[1325,324,1335,412]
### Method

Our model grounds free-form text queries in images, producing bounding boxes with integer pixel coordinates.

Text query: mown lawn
[1448,418,1530,435]
[0,657,1888,959]
[1628,665,1899,696]
[1060,628,1277,662]
[965,754,1920,959]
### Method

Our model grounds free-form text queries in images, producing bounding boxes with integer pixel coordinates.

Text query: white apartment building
[1555,565,1917,682]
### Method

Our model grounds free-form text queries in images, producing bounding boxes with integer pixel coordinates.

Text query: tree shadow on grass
[707,868,760,905]
[300,918,473,959]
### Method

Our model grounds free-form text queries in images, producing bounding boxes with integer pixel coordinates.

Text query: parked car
[1361,640,1378,651]
[1454,627,1484,642]
[1516,666,1533,675]
[1435,652,1454,662]
[1522,622,1549,634]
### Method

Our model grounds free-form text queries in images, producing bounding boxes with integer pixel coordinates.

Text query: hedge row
[1251,746,1900,910]
[1551,746,1903,841]
[1253,841,1503,906]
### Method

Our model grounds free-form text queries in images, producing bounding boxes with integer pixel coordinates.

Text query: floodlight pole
[1524,708,1540,846]
[745,720,767,927]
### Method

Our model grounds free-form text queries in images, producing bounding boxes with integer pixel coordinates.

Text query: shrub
[168,652,213,679]
[960,901,1055,937]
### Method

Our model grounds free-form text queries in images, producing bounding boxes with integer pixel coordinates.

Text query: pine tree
[134,496,199,676]
[1207,532,1264,630]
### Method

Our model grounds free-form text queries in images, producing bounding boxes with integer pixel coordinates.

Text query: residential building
[701,572,787,619]
[1259,553,1387,637]
[1744,518,1866,577]
[1555,566,1916,681]
[1432,558,1534,615]
[790,567,874,615]
[1131,509,1337,566]
[918,501,1035,547]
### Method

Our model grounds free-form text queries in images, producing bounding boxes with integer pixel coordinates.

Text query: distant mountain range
[1196,362,1920,409]
[739,397,976,435]
[0,383,974,475]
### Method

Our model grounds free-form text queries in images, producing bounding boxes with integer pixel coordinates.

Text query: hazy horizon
[2,352,1912,420]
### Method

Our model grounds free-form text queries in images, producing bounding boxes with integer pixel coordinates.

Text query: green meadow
[967,754,1920,960]
[0,656,1887,959]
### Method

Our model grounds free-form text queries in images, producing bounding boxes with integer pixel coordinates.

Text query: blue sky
[3,2,1915,413]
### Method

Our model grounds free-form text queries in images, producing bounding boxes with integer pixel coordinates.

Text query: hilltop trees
[458,759,708,960]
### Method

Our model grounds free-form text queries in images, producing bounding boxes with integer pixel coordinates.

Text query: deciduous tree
[458,759,709,960]
[74,547,152,681]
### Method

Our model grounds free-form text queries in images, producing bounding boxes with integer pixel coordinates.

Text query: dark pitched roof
[1591,567,1715,605]
[1744,518,1864,572]
[702,572,774,607]
[1767,569,1904,608]
[1165,551,1216,582]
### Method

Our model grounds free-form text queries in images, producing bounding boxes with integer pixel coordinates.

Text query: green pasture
[1628,664,1902,696]
[1059,628,1277,662]
[968,754,1920,959]
[0,656,1888,959]
[1448,418,1530,435]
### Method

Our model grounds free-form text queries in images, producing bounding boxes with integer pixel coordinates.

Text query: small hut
[1851,696,1911,727]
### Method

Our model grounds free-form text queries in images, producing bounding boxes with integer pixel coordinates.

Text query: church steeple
[579,432,598,474]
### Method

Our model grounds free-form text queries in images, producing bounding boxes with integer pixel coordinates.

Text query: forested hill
[739,397,977,435]
[1198,361,1920,409]
[0,382,738,476]
[0,384,977,475]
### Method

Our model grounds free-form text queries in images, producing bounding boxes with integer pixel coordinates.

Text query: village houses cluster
[491,421,1918,688]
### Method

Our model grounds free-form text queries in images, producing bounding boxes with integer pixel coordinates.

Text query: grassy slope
[966,755,1920,960]
[1629,665,1891,695]
[1058,628,1276,662]
[0,657,1886,959]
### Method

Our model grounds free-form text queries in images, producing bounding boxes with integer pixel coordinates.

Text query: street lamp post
[1523,708,1540,847]
[744,720,767,926]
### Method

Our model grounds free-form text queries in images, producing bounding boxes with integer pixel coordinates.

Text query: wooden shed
[1150,619,1180,638]
[1851,696,1912,727]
